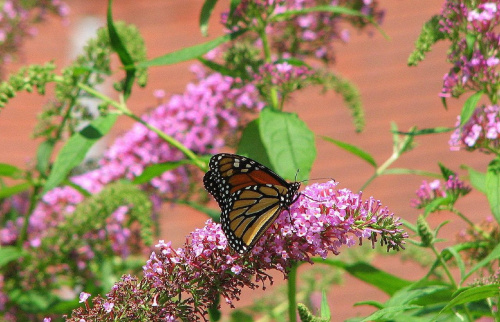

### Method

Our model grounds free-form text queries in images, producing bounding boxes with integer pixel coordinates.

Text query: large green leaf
[43,114,118,194]
[460,91,483,126]
[137,29,246,68]
[237,118,273,169]
[486,157,500,223]
[321,136,376,167]
[259,108,316,181]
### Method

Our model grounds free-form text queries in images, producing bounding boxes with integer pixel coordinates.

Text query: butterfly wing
[203,153,300,253]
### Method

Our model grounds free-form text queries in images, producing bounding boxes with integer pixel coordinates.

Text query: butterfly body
[203,153,300,254]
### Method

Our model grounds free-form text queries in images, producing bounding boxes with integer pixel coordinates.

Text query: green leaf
[272,5,388,39]
[486,157,500,223]
[132,160,191,184]
[200,0,218,36]
[198,57,241,78]
[440,285,499,315]
[313,259,412,295]
[393,127,454,136]
[259,108,316,181]
[423,196,453,215]
[386,283,452,307]
[361,305,422,321]
[465,34,476,57]
[43,114,118,194]
[320,289,331,320]
[461,242,500,284]
[320,136,376,167]
[441,246,466,280]
[8,289,58,312]
[36,139,55,174]
[237,118,273,169]
[0,246,26,268]
[464,166,486,194]
[438,162,455,180]
[138,29,247,68]
[0,182,32,198]
[460,92,482,126]
[107,0,136,99]
[0,163,22,178]
[382,168,440,178]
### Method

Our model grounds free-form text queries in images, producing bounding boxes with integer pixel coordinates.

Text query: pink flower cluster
[74,68,264,195]
[411,175,471,209]
[0,0,69,77]
[222,0,384,62]
[439,1,499,98]
[252,62,314,96]
[68,181,407,320]
[1,68,264,258]
[449,104,500,151]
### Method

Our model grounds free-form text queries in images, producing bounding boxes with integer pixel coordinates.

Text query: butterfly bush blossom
[0,68,263,313]
[411,175,471,209]
[0,0,69,77]
[449,104,500,152]
[68,180,407,321]
[439,1,499,98]
[222,0,384,62]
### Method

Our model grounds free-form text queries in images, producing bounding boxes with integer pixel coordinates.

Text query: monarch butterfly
[203,153,301,254]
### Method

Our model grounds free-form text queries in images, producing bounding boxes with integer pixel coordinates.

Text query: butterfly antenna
[298,177,336,203]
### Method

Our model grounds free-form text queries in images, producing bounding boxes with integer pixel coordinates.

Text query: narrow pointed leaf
[0,163,22,178]
[313,259,412,295]
[486,157,500,223]
[460,92,483,126]
[107,0,135,98]
[200,0,218,36]
[461,242,500,284]
[321,136,376,167]
[133,160,191,184]
[138,29,247,68]
[382,168,439,177]
[439,285,499,315]
[0,182,32,198]
[320,290,331,320]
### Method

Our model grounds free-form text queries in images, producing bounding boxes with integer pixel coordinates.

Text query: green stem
[77,83,207,171]
[449,206,491,241]
[258,20,279,110]
[430,245,457,289]
[360,151,398,191]
[287,262,298,322]
[17,184,40,248]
